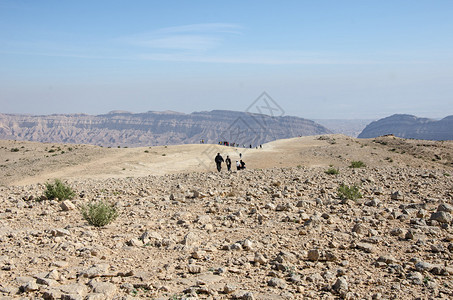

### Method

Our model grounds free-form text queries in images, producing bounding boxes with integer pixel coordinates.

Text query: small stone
[430,211,452,224]
[307,249,320,261]
[356,242,375,253]
[390,228,404,236]
[365,198,381,207]
[59,283,89,297]
[265,203,276,210]
[196,215,212,225]
[242,239,253,251]
[203,223,214,231]
[352,223,369,235]
[405,229,416,240]
[391,191,404,200]
[223,284,237,294]
[183,232,199,246]
[80,264,110,278]
[300,212,310,220]
[408,271,424,285]
[333,276,348,294]
[120,283,134,293]
[325,251,338,261]
[416,209,427,218]
[51,228,71,237]
[267,277,287,288]
[60,200,76,211]
[127,238,143,247]
[21,280,39,292]
[275,251,298,264]
[230,243,242,251]
[188,264,203,274]
[89,281,117,298]
[85,294,107,300]
[46,269,60,280]
[254,252,267,265]
[53,261,69,268]
[242,292,255,300]
[289,274,301,283]
[36,277,59,286]
[191,250,206,259]
[140,231,162,245]
[415,261,434,272]
[377,255,396,265]
[437,203,453,213]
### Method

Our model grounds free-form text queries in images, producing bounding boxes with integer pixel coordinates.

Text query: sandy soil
[2,135,451,187]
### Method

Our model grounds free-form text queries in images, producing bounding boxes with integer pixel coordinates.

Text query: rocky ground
[0,135,452,299]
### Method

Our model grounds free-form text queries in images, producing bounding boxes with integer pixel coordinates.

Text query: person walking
[214,153,224,172]
[225,155,232,171]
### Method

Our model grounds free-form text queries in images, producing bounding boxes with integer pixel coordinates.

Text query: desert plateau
[1,135,452,299]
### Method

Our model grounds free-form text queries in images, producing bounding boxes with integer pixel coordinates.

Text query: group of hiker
[214,153,246,172]
[218,141,263,149]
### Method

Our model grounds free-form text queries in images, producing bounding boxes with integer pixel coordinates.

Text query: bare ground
[0,135,452,299]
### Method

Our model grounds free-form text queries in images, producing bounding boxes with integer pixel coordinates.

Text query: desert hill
[0,110,331,147]
[1,134,452,187]
[358,114,453,140]
[0,135,452,299]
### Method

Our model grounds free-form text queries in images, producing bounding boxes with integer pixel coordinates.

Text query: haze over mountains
[0,110,331,147]
[1,111,451,146]
[358,114,453,141]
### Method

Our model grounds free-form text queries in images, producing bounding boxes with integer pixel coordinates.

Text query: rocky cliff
[358,114,453,140]
[0,110,331,147]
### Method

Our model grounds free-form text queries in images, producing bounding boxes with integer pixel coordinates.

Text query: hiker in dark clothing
[214,153,224,172]
[240,160,246,169]
[225,155,232,171]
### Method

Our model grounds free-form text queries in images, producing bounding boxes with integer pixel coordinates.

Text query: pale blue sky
[1,0,452,119]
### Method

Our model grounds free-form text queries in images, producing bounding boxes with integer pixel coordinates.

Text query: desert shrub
[337,183,362,200]
[349,160,366,168]
[80,200,118,227]
[44,179,75,200]
[10,148,19,152]
[325,167,339,175]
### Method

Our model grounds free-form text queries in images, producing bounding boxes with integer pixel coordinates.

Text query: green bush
[10,148,20,152]
[44,179,75,200]
[337,183,362,200]
[349,161,366,168]
[80,200,118,227]
[325,167,339,175]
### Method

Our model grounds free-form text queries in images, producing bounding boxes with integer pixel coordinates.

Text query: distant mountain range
[358,114,453,140]
[0,110,331,147]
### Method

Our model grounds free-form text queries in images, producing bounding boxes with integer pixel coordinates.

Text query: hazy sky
[1,0,452,119]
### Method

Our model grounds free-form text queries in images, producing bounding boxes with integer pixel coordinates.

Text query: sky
[0,0,452,119]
